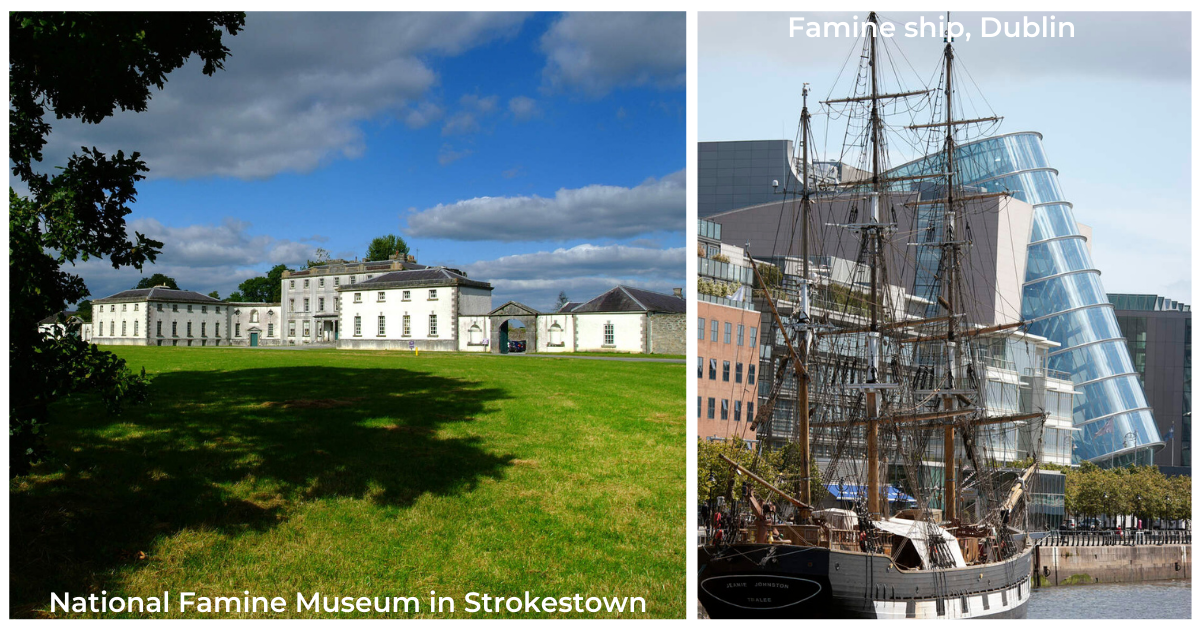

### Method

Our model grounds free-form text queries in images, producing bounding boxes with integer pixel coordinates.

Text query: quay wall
[1033,545,1190,587]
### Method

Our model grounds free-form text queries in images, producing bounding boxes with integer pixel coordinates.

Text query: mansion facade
[86,262,685,355]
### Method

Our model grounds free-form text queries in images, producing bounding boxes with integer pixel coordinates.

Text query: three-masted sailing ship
[698,13,1043,619]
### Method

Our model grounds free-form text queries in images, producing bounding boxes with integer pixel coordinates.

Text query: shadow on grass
[10,366,514,617]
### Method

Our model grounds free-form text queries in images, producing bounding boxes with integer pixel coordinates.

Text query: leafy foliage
[366,234,409,262]
[1064,463,1190,523]
[75,299,93,322]
[135,273,180,290]
[9,11,244,476]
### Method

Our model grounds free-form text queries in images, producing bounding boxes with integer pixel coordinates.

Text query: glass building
[887,132,1163,466]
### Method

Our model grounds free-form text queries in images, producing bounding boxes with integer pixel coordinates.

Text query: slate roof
[569,286,685,314]
[37,310,78,326]
[557,302,582,313]
[336,267,492,291]
[288,259,428,277]
[93,287,223,304]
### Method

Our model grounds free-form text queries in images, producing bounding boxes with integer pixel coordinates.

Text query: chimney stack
[673,288,683,298]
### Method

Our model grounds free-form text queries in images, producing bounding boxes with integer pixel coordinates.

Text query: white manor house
[86,258,685,355]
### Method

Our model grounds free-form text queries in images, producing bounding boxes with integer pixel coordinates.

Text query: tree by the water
[366,234,410,262]
[135,273,180,290]
[8,12,245,476]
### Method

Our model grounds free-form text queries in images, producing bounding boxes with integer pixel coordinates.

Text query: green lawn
[11,347,685,618]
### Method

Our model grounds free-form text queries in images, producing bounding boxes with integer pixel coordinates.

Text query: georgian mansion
[85,257,685,355]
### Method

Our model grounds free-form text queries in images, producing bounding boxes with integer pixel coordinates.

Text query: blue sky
[700,11,1191,302]
[37,12,685,311]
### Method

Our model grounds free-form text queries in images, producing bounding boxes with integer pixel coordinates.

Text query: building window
[710,319,719,342]
[290,280,295,288]
[267,323,274,337]
[304,279,309,288]
[429,314,438,337]
[736,362,744,383]
[110,305,115,312]
[304,298,310,312]
[250,310,259,323]
[724,322,732,344]
[110,321,115,336]
[721,399,729,420]
[319,278,324,288]
[235,323,241,337]
[402,290,411,301]
[698,397,702,419]
[698,317,705,340]
[707,397,716,419]
[303,321,310,337]
[334,277,340,286]
[188,305,193,313]
[429,289,437,300]
[215,306,220,314]
[748,402,754,421]
[354,315,361,336]
[157,321,163,337]
[215,322,220,337]
[157,303,163,312]
[172,304,178,312]
[121,321,127,335]
[134,304,139,312]
[354,293,362,303]
[750,327,758,348]
[319,297,325,311]
[709,358,717,380]
[377,292,385,302]
[201,305,207,313]
[288,321,295,337]
[201,322,207,337]
[723,360,730,382]
[737,324,745,346]
[748,364,756,385]
[403,314,411,337]
[122,304,127,312]
[377,315,386,336]
[187,322,193,337]
[604,322,614,346]
[172,322,178,337]
[289,298,295,311]
[697,356,704,378]
[734,400,743,422]
[350,275,356,284]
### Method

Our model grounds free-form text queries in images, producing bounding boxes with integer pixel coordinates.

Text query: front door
[250,332,259,347]
[499,322,509,354]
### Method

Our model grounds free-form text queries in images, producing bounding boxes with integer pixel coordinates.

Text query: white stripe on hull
[871,575,1030,618]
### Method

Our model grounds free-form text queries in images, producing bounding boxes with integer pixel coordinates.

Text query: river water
[1028,579,1191,618]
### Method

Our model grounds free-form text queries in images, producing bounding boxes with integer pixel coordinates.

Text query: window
[747,402,754,421]
[378,315,386,336]
[698,317,705,340]
[736,362,744,383]
[721,399,729,420]
[267,323,274,337]
[235,323,243,337]
[722,361,730,382]
[429,314,438,337]
[201,305,207,313]
[350,275,356,284]
[319,278,324,288]
[737,324,745,346]
[172,304,178,312]
[748,364,756,385]
[709,359,717,380]
[110,321,115,336]
[318,297,325,311]
[353,315,361,336]
[734,400,743,422]
[290,280,295,288]
[377,292,385,302]
[289,299,295,311]
[121,321,127,335]
[172,322,178,337]
[288,321,296,336]
[122,304,126,312]
[304,298,310,312]
[354,293,362,303]
[334,277,340,286]
[403,314,411,337]
[134,304,139,312]
[156,303,163,312]
[697,356,704,378]
[402,290,411,301]
[710,319,719,342]
[187,305,193,313]
[201,322,207,337]
[698,397,702,419]
[749,327,758,348]
[157,321,163,337]
[215,306,220,314]
[215,323,220,337]
[303,321,310,337]
[707,397,716,419]
[428,289,438,300]
[111,305,116,312]
[604,322,614,345]
[304,279,309,288]
[250,310,258,323]
[724,322,732,344]
[187,322,192,337]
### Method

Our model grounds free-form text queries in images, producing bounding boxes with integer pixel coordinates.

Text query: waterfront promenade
[1033,532,1190,587]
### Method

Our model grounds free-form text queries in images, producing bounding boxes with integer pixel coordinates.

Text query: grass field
[10,347,685,618]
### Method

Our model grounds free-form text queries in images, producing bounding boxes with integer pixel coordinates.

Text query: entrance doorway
[250,332,259,347]
[498,319,527,354]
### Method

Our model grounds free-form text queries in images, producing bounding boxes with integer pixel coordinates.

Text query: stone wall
[1033,545,1191,587]
[648,313,686,355]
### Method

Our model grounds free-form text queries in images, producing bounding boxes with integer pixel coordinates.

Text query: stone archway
[488,301,539,354]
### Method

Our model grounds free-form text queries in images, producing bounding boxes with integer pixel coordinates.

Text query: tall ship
[698,13,1045,618]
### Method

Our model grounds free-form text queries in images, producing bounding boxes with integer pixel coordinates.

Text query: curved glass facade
[888,132,1163,465]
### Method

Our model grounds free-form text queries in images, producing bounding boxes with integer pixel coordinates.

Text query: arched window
[250,309,259,323]
[549,321,563,346]
[469,323,482,345]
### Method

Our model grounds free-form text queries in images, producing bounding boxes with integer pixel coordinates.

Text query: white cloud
[508,95,540,120]
[37,13,528,180]
[404,170,685,241]
[442,111,481,136]
[460,93,499,113]
[437,144,473,166]
[540,12,685,96]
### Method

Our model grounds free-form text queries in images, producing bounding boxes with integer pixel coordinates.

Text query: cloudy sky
[35,12,685,311]
[700,11,1191,302]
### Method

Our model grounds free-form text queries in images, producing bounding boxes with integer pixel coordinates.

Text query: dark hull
[699,543,1032,619]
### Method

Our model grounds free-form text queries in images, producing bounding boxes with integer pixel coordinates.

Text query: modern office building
[1108,293,1191,472]
[698,140,799,218]
[699,132,1156,467]
[697,219,762,442]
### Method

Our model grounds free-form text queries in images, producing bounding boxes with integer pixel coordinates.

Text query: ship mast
[941,17,960,523]
[864,11,888,518]
[795,84,813,506]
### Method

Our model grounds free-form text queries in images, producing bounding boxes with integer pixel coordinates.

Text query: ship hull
[698,543,1032,619]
